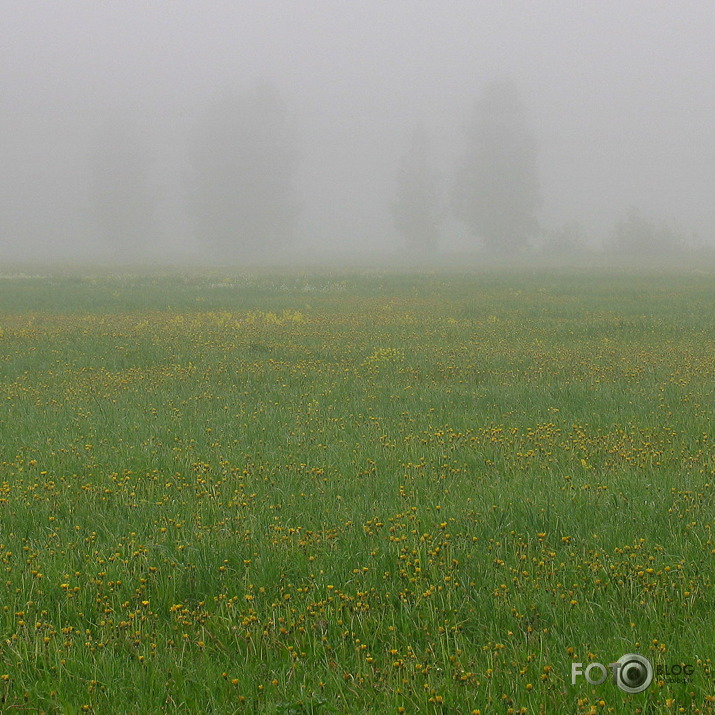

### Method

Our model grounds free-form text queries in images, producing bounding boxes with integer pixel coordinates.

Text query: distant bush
[609,206,686,255]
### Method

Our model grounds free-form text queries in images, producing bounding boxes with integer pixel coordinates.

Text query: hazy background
[1,1,714,264]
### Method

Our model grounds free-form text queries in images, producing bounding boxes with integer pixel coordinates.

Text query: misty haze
[2,4,715,713]
[2,1,714,264]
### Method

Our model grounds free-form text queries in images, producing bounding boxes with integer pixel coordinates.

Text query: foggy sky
[2,1,714,262]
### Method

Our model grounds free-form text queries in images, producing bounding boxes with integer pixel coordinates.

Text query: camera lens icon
[614,654,653,693]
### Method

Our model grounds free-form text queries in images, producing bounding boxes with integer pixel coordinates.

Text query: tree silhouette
[90,112,154,258]
[453,79,540,253]
[187,83,299,257]
[611,206,684,255]
[391,126,442,253]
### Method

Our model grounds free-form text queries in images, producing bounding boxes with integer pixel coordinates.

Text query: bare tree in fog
[187,83,299,258]
[391,126,442,254]
[453,79,540,254]
[90,113,154,259]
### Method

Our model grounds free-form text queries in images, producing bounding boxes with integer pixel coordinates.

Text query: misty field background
[0,270,713,714]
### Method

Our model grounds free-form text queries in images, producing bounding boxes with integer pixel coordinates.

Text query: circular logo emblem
[614,654,653,693]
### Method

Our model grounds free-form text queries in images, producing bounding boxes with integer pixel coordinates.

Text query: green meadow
[0,269,713,714]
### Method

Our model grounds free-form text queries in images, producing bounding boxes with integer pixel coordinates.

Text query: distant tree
[391,127,442,253]
[187,83,299,257]
[90,113,154,258]
[453,79,541,253]
[610,206,684,255]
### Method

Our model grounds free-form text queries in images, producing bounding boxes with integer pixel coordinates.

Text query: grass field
[0,269,714,714]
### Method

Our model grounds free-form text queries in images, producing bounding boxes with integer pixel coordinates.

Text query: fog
[2,1,714,265]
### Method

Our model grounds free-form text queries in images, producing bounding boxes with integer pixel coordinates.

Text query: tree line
[91,79,693,261]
